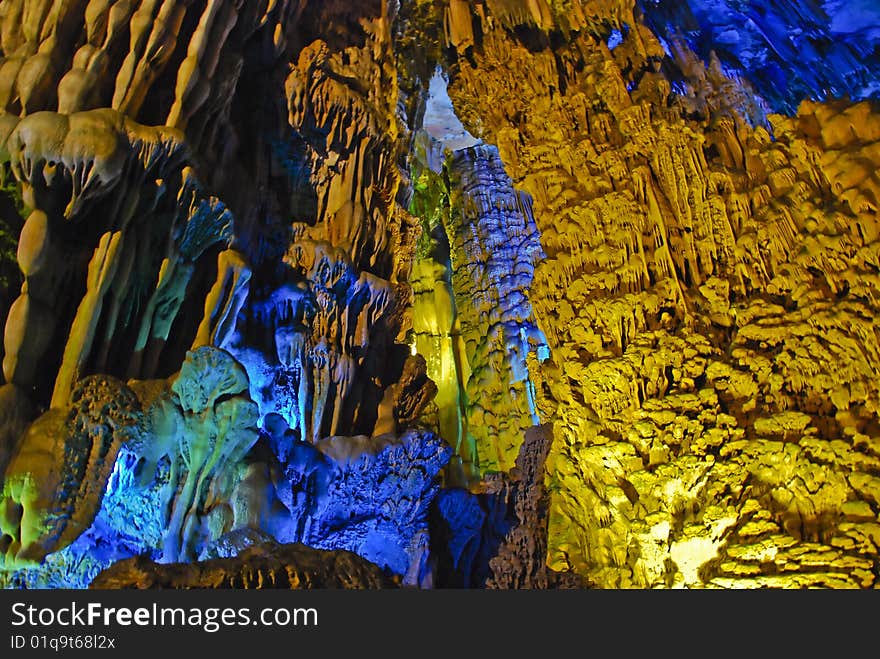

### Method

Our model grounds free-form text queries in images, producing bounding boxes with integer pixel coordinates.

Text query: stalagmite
[192,249,250,350]
[51,231,124,408]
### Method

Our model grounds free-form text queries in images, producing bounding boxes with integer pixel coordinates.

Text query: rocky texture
[441,1,880,588]
[218,0,428,448]
[376,353,438,434]
[246,238,397,442]
[0,346,259,578]
[0,0,419,425]
[408,102,549,478]
[89,541,396,589]
[481,425,583,588]
[0,348,449,588]
[432,424,583,588]
[261,420,451,585]
[309,429,450,584]
[639,0,880,115]
[409,163,471,478]
[443,145,548,473]
[0,1,446,588]
[0,375,142,567]
[0,107,233,407]
[2,0,880,590]
[143,346,261,563]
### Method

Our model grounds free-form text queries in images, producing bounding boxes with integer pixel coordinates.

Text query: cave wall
[441,0,880,587]
[0,0,879,589]
[0,0,445,587]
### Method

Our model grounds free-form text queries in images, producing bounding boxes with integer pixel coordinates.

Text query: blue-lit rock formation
[231,238,399,441]
[431,425,582,588]
[409,72,550,476]
[638,0,880,115]
[0,445,167,589]
[292,429,450,584]
[443,145,549,473]
[253,415,451,584]
[0,347,449,588]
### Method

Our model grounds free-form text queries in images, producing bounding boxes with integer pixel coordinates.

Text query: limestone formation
[306,428,451,584]
[640,0,880,115]
[408,120,547,478]
[90,541,396,589]
[432,424,583,588]
[443,145,548,473]
[0,375,142,567]
[259,419,451,585]
[1,1,879,590]
[141,346,260,563]
[441,1,880,588]
[0,107,233,408]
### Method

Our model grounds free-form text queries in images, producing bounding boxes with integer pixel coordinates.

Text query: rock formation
[432,424,584,588]
[262,422,451,585]
[440,0,880,588]
[1,0,879,589]
[639,0,880,115]
[443,145,548,473]
[90,541,397,589]
[0,374,142,567]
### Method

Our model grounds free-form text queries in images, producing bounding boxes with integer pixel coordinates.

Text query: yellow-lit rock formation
[442,0,880,588]
[1,0,879,589]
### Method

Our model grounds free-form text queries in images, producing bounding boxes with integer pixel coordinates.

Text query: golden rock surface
[0,0,878,588]
[442,2,880,588]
